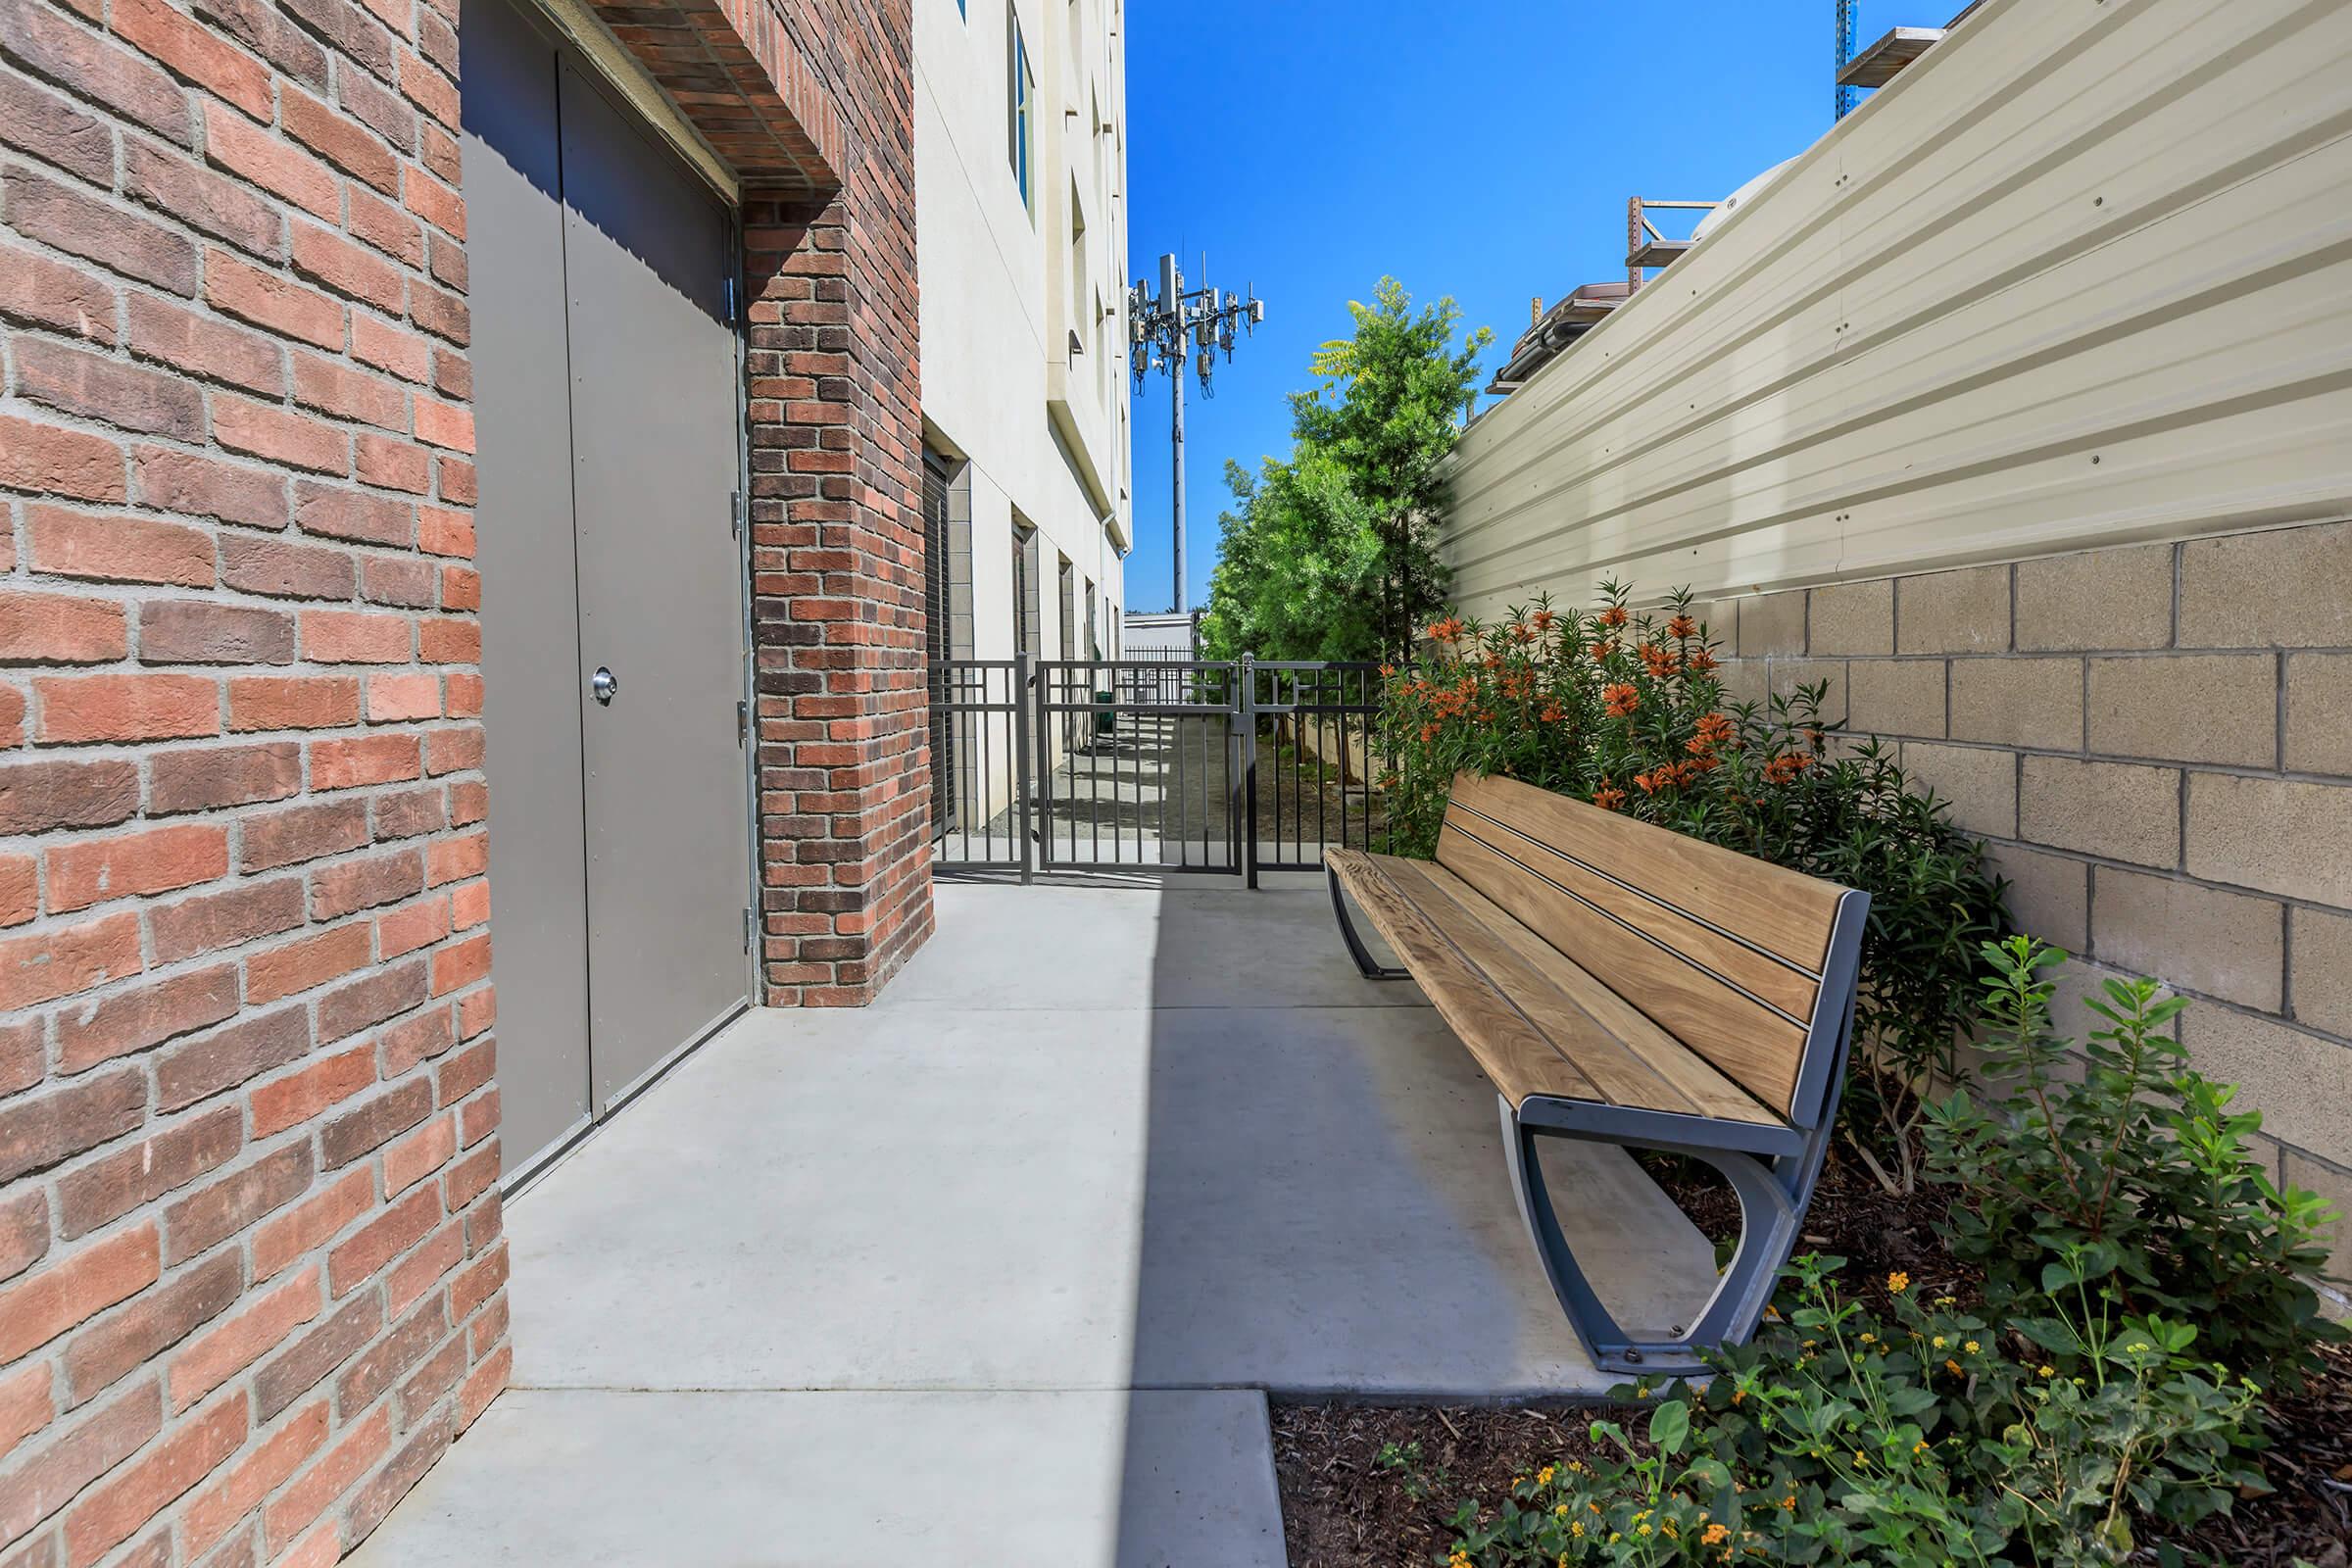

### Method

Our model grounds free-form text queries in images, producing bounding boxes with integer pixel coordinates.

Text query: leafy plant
[1198,278,1493,663]
[1926,935,2346,1390]
[1375,584,2007,1193]
[1417,1256,2266,1568]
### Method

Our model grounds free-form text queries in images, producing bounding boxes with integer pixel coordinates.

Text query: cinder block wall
[1706,519,2352,1283]
[0,0,510,1553]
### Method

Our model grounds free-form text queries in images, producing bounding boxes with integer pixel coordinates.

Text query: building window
[922,452,958,831]
[1057,554,1076,661]
[1007,15,1035,212]
[1012,519,1041,657]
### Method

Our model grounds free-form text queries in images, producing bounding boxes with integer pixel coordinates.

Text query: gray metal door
[557,64,751,1106]
[461,0,750,1179]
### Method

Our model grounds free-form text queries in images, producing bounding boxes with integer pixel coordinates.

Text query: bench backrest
[1436,772,1859,1121]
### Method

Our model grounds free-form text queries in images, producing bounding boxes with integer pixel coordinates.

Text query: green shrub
[1375,584,2007,1193]
[1426,1256,2266,1567]
[1926,936,2347,1391]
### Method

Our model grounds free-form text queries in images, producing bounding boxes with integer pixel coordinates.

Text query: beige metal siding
[1443,0,2352,619]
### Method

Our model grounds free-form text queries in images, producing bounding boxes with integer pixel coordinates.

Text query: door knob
[591,666,618,706]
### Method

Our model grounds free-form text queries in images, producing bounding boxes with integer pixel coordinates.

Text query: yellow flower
[1887,1271,1910,1294]
[1858,1332,1876,1345]
[2127,1342,2151,1353]
[1964,1341,1980,1354]
[1537,1465,1555,1486]
[1554,1503,1569,1517]
[2037,1365,2055,1378]
[1913,1441,1930,1454]
[1571,1520,1586,1538]
[1931,1336,1947,1350]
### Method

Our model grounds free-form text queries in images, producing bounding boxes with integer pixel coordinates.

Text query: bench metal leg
[1328,867,1408,980]
[1499,1097,1801,1381]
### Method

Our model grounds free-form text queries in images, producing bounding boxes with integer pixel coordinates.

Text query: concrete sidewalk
[352,878,1712,1564]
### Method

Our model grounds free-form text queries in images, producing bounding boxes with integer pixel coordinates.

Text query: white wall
[1441,0,2352,618]
[915,0,1130,665]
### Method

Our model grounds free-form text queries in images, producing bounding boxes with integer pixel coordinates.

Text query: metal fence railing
[1245,661,1386,879]
[926,654,1387,883]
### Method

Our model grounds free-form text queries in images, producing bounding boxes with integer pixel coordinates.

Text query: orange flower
[1667,613,1697,640]
[1592,784,1626,811]
[1685,647,1719,674]
[1634,768,1667,795]
[1589,638,1619,662]
[1531,609,1556,632]
[1420,722,1440,744]
[1694,712,1736,747]
[1426,616,1466,644]
[1598,605,1630,628]
[1640,641,1679,680]
[1539,699,1565,723]
[1378,663,1396,679]
[1602,682,1640,717]
[1510,621,1538,643]
[1762,753,1813,785]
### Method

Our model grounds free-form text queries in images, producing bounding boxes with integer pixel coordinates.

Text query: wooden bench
[1325,772,1869,1376]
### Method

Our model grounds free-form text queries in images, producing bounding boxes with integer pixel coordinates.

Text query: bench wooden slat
[1377,858,1779,1127]
[1328,849,1603,1108]
[1446,773,1843,973]
[1437,826,1811,1116]
[1438,807,1822,1023]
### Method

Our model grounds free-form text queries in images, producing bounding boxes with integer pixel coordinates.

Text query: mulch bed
[1272,1141,2352,1566]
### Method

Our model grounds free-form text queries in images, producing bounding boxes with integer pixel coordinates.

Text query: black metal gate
[927,655,1384,884]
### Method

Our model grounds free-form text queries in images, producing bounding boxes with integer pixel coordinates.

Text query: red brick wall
[743,1,929,1006]
[0,0,509,1552]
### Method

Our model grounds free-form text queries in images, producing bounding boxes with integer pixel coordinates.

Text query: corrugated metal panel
[1442,0,2352,618]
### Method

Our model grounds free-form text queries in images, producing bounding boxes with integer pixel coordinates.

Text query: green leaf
[1647,1398,1690,1457]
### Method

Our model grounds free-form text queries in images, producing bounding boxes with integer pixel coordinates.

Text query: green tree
[1199,278,1492,662]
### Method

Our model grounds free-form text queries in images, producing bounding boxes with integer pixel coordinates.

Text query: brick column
[0,0,508,1553]
[743,182,930,1005]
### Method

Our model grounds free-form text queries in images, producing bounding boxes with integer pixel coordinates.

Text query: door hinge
[723,273,738,324]
[742,906,753,953]
[736,699,749,746]
[730,489,742,538]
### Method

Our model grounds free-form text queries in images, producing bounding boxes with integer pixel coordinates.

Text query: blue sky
[1120,0,1928,613]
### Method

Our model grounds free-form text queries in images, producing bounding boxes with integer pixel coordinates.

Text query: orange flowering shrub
[1377,583,1821,856]
[1378,581,2008,1193]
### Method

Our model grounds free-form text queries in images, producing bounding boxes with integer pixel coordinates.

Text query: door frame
[728,214,762,1009]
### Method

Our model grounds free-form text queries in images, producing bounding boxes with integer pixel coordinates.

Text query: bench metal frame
[1331,865,1872,1380]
